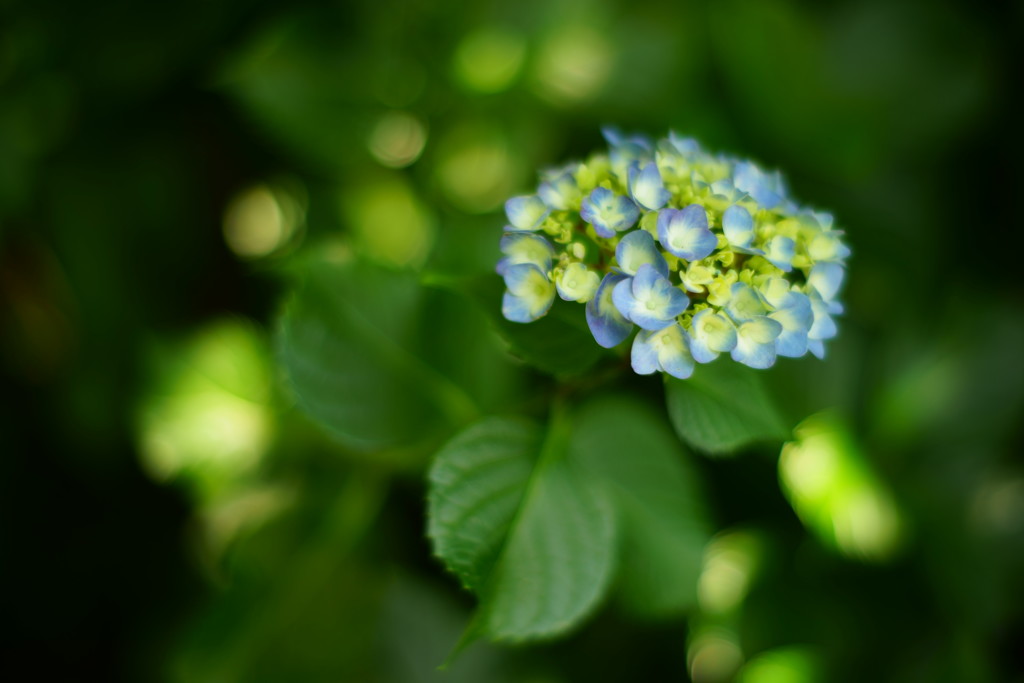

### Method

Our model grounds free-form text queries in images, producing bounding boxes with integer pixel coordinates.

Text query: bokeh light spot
[136,319,275,497]
[435,123,519,212]
[737,646,821,683]
[452,27,526,93]
[341,174,436,268]
[223,181,305,259]
[533,25,613,104]
[698,530,763,614]
[368,111,427,168]
[688,627,744,683]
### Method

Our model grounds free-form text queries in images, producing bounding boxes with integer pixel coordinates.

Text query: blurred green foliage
[1,0,1022,681]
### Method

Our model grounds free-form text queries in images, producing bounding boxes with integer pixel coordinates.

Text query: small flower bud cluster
[498,129,849,379]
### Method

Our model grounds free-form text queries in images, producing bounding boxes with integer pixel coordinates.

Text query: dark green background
[2,0,1022,680]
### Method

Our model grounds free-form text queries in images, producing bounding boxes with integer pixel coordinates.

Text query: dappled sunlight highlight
[435,124,519,212]
[737,646,821,683]
[779,413,904,562]
[223,181,305,259]
[452,27,526,94]
[340,174,436,268]
[135,319,275,498]
[688,626,744,683]
[532,25,613,105]
[368,111,427,168]
[698,529,763,614]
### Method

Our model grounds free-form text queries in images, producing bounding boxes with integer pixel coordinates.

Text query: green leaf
[427,416,617,642]
[665,361,787,455]
[568,395,710,617]
[461,274,605,376]
[276,258,476,452]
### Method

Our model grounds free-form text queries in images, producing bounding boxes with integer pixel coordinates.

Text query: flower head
[497,130,851,377]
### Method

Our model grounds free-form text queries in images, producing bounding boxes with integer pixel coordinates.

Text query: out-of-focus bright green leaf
[427,416,617,642]
[779,412,904,562]
[737,646,822,683]
[276,258,475,452]
[665,361,787,455]
[568,395,710,617]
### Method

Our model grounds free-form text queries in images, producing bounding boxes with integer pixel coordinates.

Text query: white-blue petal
[616,230,668,277]
[586,273,633,348]
[725,282,768,322]
[628,161,671,211]
[538,172,579,211]
[630,330,660,375]
[764,235,795,272]
[505,195,549,231]
[497,232,553,275]
[722,204,755,249]
[807,262,845,301]
[580,187,640,238]
[657,205,717,261]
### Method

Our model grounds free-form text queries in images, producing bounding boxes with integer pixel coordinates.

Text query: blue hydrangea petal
[505,195,549,231]
[496,232,554,275]
[725,282,768,322]
[631,325,695,379]
[580,187,640,238]
[807,338,826,359]
[538,172,580,211]
[586,273,633,348]
[630,329,661,375]
[689,309,738,363]
[770,294,813,358]
[807,262,845,301]
[657,205,717,261]
[615,230,668,278]
[731,316,783,369]
[613,264,688,331]
[807,293,838,340]
[722,204,755,250]
[668,131,700,158]
[733,161,785,210]
[628,162,671,211]
[502,265,555,323]
[763,235,795,272]
[656,325,696,379]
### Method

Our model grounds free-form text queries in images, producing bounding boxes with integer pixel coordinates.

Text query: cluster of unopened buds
[498,129,849,379]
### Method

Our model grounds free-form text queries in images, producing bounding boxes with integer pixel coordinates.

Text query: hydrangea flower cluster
[498,129,849,380]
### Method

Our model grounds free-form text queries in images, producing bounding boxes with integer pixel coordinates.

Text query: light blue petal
[668,131,700,158]
[497,232,553,275]
[770,300,812,358]
[725,282,768,322]
[505,195,549,231]
[586,273,633,348]
[688,334,718,364]
[616,229,668,277]
[502,262,544,294]
[764,235,795,272]
[618,264,688,331]
[722,204,754,249]
[691,309,738,363]
[808,262,845,301]
[501,290,534,322]
[731,317,782,369]
[733,161,784,210]
[538,172,579,210]
[807,338,826,359]
[630,330,660,375]
[657,325,696,379]
[657,205,717,261]
[628,162,671,211]
[807,294,838,340]
[580,187,639,238]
